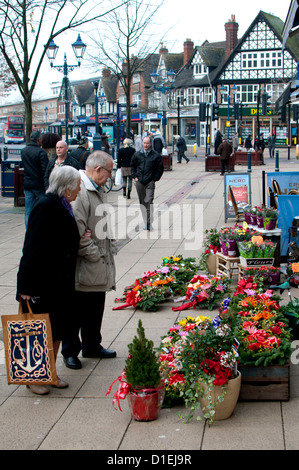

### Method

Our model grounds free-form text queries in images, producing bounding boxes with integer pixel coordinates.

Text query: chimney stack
[183,38,194,65]
[225,15,238,60]
[102,68,111,78]
[159,42,168,55]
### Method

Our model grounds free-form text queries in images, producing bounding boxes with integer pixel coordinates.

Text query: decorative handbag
[1,300,58,386]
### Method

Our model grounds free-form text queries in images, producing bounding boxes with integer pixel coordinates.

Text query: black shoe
[127,191,131,199]
[146,223,152,231]
[186,159,190,163]
[82,348,116,359]
[63,356,82,370]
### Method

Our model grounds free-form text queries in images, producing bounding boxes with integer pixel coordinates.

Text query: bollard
[207,145,210,155]
[247,151,251,172]
[275,149,279,172]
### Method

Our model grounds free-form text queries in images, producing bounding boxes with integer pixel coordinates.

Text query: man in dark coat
[176,135,189,163]
[70,136,91,169]
[153,130,166,155]
[45,140,81,188]
[214,130,222,155]
[131,136,164,230]
[217,138,233,175]
[21,130,49,228]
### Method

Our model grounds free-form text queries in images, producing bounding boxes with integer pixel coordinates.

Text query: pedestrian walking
[131,136,164,230]
[69,135,91,169]
[232,132,239,151]
[217,138,233,175]
[101,132,111,154]
[134,135,143,152]
[176,135,190,163]
[244,135,252,150]
[117,138,135,199]
[62,151,117,370]
[153,129,166,155]
[21,130,49,228]
[268,132,276,158]
[17,166,81,395]
[214,130,222,155]
[44,140,81,188]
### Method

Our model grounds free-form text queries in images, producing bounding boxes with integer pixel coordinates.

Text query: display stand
[216,252,240,279]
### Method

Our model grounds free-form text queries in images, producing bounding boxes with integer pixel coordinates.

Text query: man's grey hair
[30,130,42,143]
[85,151,113,169]
[46,166,81,197]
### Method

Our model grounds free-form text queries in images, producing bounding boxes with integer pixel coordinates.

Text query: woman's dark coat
[17,193,80,340]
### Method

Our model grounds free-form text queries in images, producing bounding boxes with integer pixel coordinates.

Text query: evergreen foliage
[125,320,161,388]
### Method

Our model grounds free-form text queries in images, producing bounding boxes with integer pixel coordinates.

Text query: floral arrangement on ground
[113,255,199,312]
[158,276,293,418]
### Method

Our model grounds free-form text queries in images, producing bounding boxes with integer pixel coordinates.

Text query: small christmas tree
[125,319,161,389]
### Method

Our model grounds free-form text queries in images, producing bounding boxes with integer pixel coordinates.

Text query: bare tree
[0,0,127,140]
[88,0,167,137]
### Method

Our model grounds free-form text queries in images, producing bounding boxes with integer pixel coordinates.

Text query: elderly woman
[117,138,135,198]
[17,166,81,395]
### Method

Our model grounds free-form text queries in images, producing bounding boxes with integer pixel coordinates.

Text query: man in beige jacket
[62,151,117,369]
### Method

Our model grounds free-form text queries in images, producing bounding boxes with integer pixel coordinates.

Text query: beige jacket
[72,170,116,292]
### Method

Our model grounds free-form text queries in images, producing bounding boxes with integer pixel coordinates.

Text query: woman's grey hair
[85,151,113,169]
[46,166,81,197]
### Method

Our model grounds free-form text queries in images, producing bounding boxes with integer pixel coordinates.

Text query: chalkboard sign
[224,172,251,222]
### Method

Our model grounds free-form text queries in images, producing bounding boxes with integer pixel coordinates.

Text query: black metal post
[275,149,279,172]
[248,151,251,173]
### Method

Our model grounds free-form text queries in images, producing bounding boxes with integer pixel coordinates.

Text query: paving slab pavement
[0,149,299,452]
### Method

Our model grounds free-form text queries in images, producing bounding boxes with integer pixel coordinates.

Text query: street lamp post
[220,83,237,139]
[45,34,87,145]
[150,68,176,142]
[92,81,102,151]
[44,106,48,132]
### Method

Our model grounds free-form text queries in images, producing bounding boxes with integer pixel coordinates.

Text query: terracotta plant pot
[198,371,241,421]
[127,386,165,421]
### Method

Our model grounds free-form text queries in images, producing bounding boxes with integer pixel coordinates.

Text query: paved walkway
[0,149,299,451]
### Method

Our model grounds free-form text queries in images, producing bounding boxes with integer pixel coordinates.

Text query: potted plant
[256,205,265,229]
[159,316,240,423]
[262,207,278,230]
[107,320,164,421]
[238,240,276,266]
[198,229,221,274]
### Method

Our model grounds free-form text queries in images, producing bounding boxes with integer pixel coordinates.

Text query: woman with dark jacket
[17,166,81,396]
[117,138,135,198]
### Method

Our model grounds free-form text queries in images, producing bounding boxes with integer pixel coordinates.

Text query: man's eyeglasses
[101,166,112,174]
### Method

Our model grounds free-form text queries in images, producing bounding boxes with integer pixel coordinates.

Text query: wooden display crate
[238,363,290,401]
[216,252,240,279]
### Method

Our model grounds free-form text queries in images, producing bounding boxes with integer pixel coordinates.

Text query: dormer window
[193,63,207,77]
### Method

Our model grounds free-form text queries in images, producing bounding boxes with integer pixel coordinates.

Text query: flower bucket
[257,216,264,229]
[244,212,251,224]
[198,371,241,421]
[128,385,165,421]
[221,242,228,256]
[263,271,280,285]
[227,238,237,257]
[250,213,257,226]
[263,217,277,230]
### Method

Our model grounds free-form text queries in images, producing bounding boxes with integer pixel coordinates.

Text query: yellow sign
[226,121,231,127]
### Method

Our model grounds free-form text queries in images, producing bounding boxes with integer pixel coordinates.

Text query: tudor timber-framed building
[167,10,299,148]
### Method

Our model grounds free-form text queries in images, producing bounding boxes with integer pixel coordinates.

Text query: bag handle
[18,299,34,315]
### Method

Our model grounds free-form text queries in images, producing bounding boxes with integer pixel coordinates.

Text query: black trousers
[62,290,106,357]
[220,159,230,174]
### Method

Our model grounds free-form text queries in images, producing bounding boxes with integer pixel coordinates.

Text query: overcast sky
[4,0,291,102]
